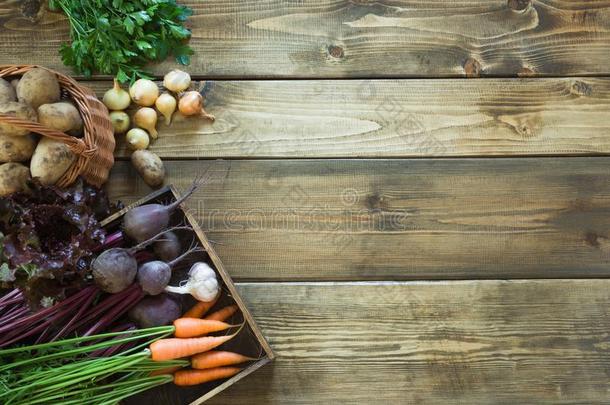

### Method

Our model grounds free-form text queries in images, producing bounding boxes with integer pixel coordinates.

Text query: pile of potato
[0,68,83,196]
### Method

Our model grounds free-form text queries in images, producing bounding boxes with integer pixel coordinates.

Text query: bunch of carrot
[0,296,254,404]
[156,295,249,386]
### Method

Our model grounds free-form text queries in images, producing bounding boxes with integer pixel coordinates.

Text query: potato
[30,137,76,185]
[131,150,165,188]
[38,102,83,136]
[0,102,37,136]
[16,68,61,109]
[0,162,30,196]
[0,78,16,104]
[10,79,19,90]
[0,133,37,162]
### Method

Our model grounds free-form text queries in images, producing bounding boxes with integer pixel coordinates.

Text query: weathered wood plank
[143,280,610,405]
[2,1,610,78]
[107,158,610,281]
[84,78,610,158]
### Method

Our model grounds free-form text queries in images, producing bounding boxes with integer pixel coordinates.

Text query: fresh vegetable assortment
[0,180,258,404]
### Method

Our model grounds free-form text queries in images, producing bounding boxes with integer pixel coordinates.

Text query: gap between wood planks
[78,74,610,81]
[233,278,610,285]
[113,154,610,162]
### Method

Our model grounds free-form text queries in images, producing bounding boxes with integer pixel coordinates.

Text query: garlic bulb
[103,79,131,111]
[126,128,150,150]
[155,93,177,125]
[163,69,191,93]
[164,262,219,302]
[134,107,158,139]
[129,79,159,107]
[178,91,215,120]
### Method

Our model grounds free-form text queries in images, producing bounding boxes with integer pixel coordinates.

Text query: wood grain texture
[146,280,610,405]
[84,78,610,158]
[2,1,610,78]
[107,158,610,281]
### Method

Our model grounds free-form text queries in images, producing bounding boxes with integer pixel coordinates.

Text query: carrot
[204,305,238,322]
[173,367,241,386]
[150,332,237,361]
[183,294,220,318]
[191,350,255,370]
[150,365,183,377]
[173,318,234,338]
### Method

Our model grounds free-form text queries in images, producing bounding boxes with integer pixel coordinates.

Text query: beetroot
[92,226,190,293]
[122,181,198,242]
[137,246,202,295]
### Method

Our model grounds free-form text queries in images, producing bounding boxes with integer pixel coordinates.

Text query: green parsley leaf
[52,0,194,81]
[123,17,135,35]
[136,40,152,50]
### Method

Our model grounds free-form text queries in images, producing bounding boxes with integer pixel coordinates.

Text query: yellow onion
[134,107,158,139]
[178,91,214,120]
[103,79,131,111]
[109,111,130,134]
[126,128,150,150]
[155,93,177,125]
[129,79,159,107]
[163,69,191,93]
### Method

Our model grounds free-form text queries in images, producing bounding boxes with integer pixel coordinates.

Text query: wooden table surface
[3,1,610,403]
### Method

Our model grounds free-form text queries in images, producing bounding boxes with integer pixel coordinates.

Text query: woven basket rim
[0,65,115,187]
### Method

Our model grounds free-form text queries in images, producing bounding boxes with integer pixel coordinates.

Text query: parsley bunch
[49,0,194,82]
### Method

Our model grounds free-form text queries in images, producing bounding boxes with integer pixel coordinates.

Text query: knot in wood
[571,80,592,96]
[21,0,43,21]
[463,58,481,77]
[328,45,345,59]
[508,0,531,11]
[517,67,535,77]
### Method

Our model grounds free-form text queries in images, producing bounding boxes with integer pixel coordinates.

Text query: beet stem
[0,306,29,328]
[100,230,124,250]
[0,296,25,308]
[31,288,97,345]
[51,288,99,342]
[83,286,144,337]
[128,226,192,254]
[166,179,201,213]
[0,289,21,305]
[65,284,139,334]
[167,246,205,269]
[0,286,96,335]
[34,324,56,345]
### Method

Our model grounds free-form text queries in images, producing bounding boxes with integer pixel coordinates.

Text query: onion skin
[178,91,215,121]
[129,79,159,107]
[103,79,131,111]
[109,111,130,134]
[126,128,150,150]
[134,107,158,139]
[155,93,177,125]
[163,69,191,93]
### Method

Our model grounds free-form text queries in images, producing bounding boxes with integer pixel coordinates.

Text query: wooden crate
[101,185,274,405]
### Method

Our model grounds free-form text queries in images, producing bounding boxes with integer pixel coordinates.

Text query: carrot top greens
[49,0,194,82]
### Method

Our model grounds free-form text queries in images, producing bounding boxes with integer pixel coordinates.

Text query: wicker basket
[0,65,115,187]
